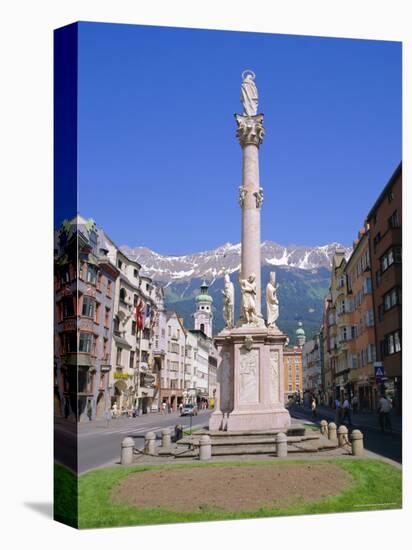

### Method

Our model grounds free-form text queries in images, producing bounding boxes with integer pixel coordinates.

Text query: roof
[366,162,402,221]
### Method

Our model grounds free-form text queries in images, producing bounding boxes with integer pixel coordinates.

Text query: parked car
[180,404,198,416]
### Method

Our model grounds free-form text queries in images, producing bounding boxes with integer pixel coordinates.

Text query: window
[131,321,136,335]
[373,233,381,250]
[86,265,97,284]
[104,307,110,328]
[168,326,171,336]
[79,332,92,353]
[364,310,375,327]
[103,338,109,359]
[367,344,376,363]
[351,354,358,369]
[117,259,123,269]
[116,347,122,366]
[107,280,112,298]
[350,325,357,340]
[133,269,138,278]
[97,272,103,290]
[61,297,75,319]
[388,210,400,229]
[60,266,70,284]
[363,278,372,294]
[381,247,401,273]
[129,350,135,369]
[200,323,205,333]
[383,287,401,312]
[388,190,394,203]
[82,296,95,317]
[133,294,138,306]
[384,331,401,356]
[64,332,77,353]
[119,288,127,302]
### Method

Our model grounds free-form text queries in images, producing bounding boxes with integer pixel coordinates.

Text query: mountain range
[120,241,351,344]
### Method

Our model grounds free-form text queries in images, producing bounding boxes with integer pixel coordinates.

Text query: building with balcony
[105,239,158,415]
[346,225,377,410]
[302,336,322,403]
[54,216,119,421]
[367,163,402,410]
[161,312,186,410]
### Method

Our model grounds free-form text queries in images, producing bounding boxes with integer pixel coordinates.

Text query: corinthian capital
[235,113,265,147]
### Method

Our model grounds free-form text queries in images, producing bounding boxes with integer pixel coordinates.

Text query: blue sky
[77,22,401,254]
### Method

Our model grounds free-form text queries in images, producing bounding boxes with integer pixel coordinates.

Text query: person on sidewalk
[351,394,358,414]
[334,398,342,425]
[342,397,352,426]
[311,397,317,418]
[377,395,392,433]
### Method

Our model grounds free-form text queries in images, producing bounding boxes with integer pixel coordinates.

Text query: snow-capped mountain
[120,241,351,283]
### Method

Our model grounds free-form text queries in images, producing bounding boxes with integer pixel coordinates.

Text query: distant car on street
[180,404,198,416]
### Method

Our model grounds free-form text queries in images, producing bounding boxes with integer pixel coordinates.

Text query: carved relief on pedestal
[235,114,265,147]
[220,351,232,412]
[269,349,280,403]
[239,348,259,403]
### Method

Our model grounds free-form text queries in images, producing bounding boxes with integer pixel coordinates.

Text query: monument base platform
[209,408,291,432]
[210,324,291,433]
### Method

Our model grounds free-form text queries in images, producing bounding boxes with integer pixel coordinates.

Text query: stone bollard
[174,424,184,442]
[144,431,156,455]
[161,428,171,449]
[337,425,349,447]
[199,435,212,460]
[328,422,337,441]
[320,420,329,437]
[276,432,288,458]
[351,429,364,456]
[121,437,135,465]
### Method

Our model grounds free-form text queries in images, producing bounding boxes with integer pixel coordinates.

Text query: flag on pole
[135,299,144,331]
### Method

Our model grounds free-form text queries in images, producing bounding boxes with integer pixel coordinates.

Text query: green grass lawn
[54,463,78,528]
[76,459,402,529]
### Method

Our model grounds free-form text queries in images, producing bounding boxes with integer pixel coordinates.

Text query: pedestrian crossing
[79,425,163,438]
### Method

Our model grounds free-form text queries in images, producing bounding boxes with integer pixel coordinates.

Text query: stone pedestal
[209,325,291,432]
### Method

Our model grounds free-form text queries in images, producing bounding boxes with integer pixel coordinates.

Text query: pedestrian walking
[377,395,392,433]
[179,402,183,414]
[311,397,317,418]
[334,398,342,425]
[342,397,352,426]
[161,401,166,415]
[351,394,358,414]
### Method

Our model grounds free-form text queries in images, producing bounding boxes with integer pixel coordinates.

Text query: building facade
[367,163,402,410]
[283,346,303,401]
[161,312,186,410]
[54,216,119,422]
[346,227,377,410]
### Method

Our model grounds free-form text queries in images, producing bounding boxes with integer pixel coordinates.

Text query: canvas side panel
[53,22,79,529]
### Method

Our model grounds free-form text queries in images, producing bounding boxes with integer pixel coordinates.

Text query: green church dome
[196,293,213,303]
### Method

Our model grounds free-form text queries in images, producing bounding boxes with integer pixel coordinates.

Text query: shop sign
[114,371,129,380]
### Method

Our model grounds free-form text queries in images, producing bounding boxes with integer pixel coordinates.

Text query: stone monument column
[236,112,265,317]
[209,70,291,433]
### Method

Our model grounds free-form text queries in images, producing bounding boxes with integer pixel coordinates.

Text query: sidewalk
[296,404,402,435]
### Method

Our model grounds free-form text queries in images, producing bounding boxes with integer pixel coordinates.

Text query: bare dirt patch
[112,463,352,512]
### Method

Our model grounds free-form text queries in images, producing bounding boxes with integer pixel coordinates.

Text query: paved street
[55,404,401,474]
[289,404,402,464]
[55,410,212,474]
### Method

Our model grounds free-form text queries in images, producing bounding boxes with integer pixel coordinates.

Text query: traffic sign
[374,363,384,382]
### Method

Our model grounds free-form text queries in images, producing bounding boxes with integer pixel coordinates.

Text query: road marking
[78,425,162,438]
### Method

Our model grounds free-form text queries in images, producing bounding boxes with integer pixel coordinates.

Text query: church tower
[194,280,213,337]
